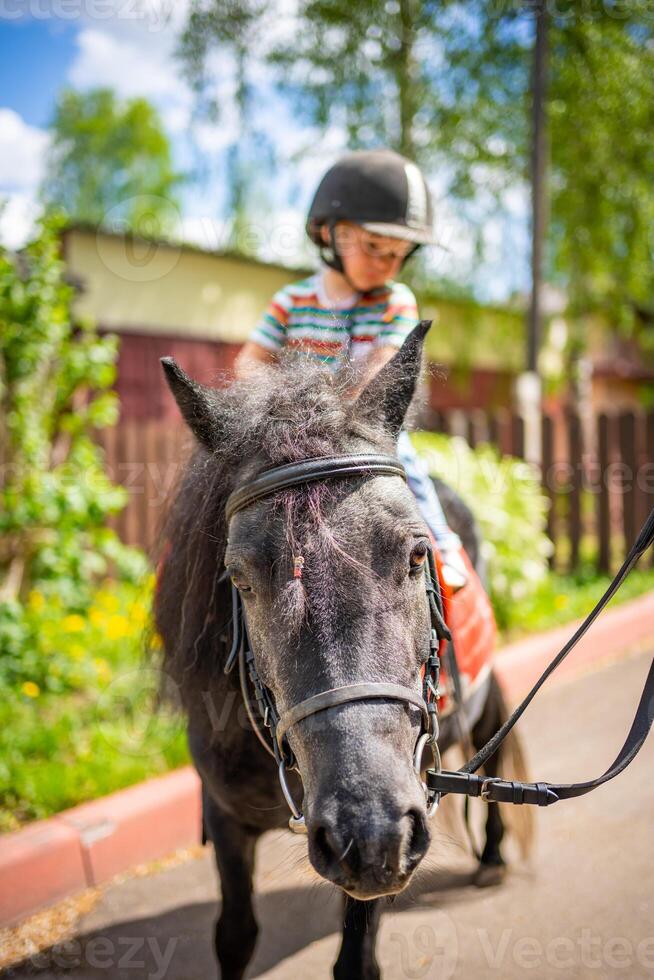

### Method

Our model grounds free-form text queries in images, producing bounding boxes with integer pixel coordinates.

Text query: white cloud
[0,191,42,249]
[0,109,49,247]
[69,27,191,108]
[0,109,49,191]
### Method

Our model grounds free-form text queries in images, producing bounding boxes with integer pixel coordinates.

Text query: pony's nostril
[404,807,430,865]
[313,824,336,867]
[338,836,360,876]
[312,825,361,876]
[311,809,428,888]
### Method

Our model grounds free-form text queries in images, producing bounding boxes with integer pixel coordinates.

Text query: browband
[225,454,407,522]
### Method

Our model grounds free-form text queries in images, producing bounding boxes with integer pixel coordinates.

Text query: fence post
[487,412,500,454]
[618,412,637,554]
[567,409,582,571]
[541,413,555,568]
[465,413,476,449]
[597,413,611,574]
[510,413,525,459]
[646,412,654,568]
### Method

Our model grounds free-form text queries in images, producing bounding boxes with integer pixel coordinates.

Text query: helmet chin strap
[318,221,349,280]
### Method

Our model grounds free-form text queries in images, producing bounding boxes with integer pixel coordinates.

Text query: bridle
[223,452,654,832]
[223,454,450,832]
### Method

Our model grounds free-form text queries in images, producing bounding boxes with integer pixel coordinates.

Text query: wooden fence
[98,409,654,574]
[425,407,654,574]
[95,421,192,556]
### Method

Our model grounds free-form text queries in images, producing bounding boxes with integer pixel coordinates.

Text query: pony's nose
[308,808,429,896]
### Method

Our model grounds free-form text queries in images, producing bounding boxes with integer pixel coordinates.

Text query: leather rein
[223,452,654,829]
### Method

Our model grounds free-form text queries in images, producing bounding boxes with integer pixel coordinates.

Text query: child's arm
[234,341,278,378]
[348,282,424,395]
[234,287,291,378]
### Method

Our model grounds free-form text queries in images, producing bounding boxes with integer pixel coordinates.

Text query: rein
[223,452,654,830]
[429,506,654,807]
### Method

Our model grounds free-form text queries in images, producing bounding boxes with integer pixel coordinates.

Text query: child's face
[326,222,414,291]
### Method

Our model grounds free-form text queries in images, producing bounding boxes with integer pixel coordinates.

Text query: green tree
[177,0,275,250]
[549,16,654,331]
[269,0,452,162]
[177,3,654,359]
[40,88,183,233]
[424,8,654,369]
[0,215,145,609]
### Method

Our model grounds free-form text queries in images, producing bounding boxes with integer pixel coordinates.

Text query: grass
[0,579,189,833]
[500,565,654,642]
[0,695,188,832]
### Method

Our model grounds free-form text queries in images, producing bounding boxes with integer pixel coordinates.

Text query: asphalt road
[6,648,654,980]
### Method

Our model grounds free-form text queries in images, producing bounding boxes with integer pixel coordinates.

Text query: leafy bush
[504,566,654,639]
[0,215,146,611]
[0,578,187,832]
[411,432,553,631]
[1,579,147,696]
[0,218,162,830]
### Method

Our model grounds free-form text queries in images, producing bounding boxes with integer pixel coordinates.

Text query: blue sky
[0,19,80,126]
[0,5,530,301]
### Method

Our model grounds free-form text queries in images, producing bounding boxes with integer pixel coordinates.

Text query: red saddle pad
[433,546,497,716]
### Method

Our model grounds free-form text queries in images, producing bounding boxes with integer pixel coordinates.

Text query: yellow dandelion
[28,591,45,611]
[128,602,148,625]
[21,681,40,698]
[62,614,86,633]
[98,592,120,613]
[89,609,106,628]
[105,615,130,641]
[554,594,569,610]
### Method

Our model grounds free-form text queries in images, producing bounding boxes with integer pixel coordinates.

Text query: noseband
[224,454,451,832]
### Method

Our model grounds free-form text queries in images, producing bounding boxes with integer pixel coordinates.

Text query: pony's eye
[230,576,253,594]
[409,542,429,573]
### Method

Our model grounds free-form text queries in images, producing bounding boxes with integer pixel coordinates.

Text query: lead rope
[428,505,654,806]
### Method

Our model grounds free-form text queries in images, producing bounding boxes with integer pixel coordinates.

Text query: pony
[154,322,532,980]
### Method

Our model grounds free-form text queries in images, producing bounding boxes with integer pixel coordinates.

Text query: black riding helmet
[306,148,436,275]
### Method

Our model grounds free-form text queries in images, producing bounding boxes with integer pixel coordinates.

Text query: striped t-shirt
[251,272,419,367]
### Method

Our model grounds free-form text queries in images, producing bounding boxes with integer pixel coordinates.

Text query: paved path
[6,649,654,979]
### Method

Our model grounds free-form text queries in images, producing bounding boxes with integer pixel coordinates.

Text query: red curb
[0,769,201,927]
[58,767,202,888]
[0,818,86,926]
[1,589,652,928]
[494,589,654,702]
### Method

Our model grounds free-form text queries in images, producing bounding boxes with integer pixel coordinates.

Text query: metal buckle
[414,732,442,818]
[480,778,494,802]
[278,760,307,834]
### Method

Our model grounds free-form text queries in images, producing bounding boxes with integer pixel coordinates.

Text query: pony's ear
[160,357,223,452]
[354,320,432,438]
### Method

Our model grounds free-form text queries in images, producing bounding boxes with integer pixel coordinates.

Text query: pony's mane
[154,354,399,694]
